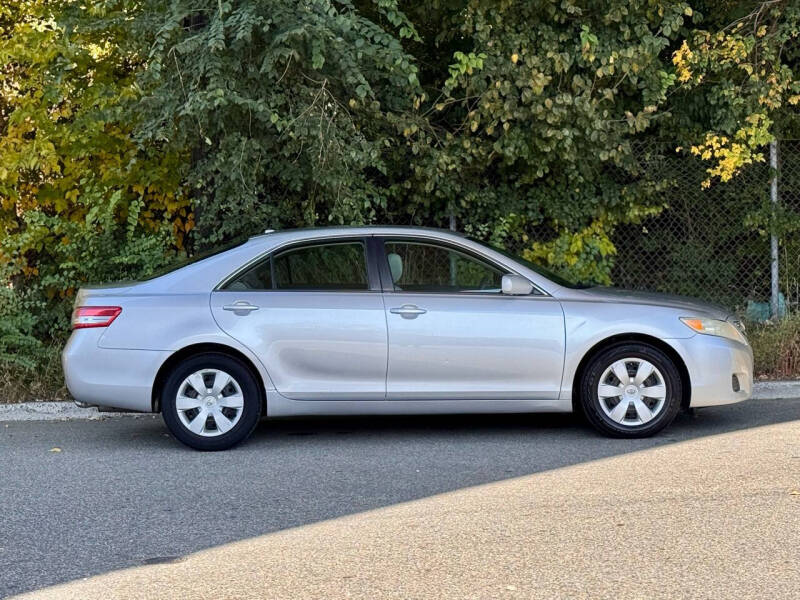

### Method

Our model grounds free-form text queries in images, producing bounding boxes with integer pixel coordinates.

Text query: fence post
[770,140,780,319]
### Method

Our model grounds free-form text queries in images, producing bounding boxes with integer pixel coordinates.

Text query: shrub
[748,316,800,380]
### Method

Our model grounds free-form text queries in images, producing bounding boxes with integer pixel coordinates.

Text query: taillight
[71,306,122,329]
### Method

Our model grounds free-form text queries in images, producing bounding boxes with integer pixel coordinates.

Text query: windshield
[470,238,594,289]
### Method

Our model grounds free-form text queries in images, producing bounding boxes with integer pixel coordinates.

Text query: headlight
[680,317,748,344]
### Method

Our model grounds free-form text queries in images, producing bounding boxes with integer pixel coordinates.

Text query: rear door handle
[222,301,259,313]
[389,304,427,319]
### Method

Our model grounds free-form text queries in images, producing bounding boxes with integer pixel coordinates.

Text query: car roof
[249,225,466,241]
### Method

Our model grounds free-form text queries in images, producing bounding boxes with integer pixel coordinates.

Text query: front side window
[384,240,506,293]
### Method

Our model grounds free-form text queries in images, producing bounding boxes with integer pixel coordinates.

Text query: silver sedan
[62,227,752,450]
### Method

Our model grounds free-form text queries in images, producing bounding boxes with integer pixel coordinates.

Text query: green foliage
[0,286,40,370]
[127,0,421,245]
[394,0,693,283]
[0,0,186,344]
[671,0,800,184]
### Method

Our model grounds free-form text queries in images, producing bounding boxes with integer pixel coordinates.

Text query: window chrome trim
[215,230,551,297]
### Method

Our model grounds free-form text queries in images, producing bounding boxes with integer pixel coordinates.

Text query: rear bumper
[670,334,753,407]
[62,330,169,413]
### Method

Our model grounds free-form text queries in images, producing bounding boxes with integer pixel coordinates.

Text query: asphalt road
[2,398,799,599]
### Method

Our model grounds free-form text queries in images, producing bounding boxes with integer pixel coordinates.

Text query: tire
[161,352,262,451]
[579,343,682,438]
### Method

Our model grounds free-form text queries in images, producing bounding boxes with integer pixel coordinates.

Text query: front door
[378,238,565,400]
[211,238,388,400]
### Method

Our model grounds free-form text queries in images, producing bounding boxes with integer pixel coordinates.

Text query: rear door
[211,237,388,400]
[377,237,565,400]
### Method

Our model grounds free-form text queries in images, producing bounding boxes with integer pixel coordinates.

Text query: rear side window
[225,241,369,291]
[274,242,368,290]
[224,258,272,291]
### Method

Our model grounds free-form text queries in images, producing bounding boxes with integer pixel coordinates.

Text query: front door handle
[389,304,427,319]
[222,301,259,314]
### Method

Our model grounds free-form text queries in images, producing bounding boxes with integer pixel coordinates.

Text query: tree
[128,0,422,247]
[671,0,800,185]
[0,0,187,340]
[396,0,693,282]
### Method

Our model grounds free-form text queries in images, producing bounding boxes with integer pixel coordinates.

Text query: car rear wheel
[579,343,682,438]
[161,353,261,451]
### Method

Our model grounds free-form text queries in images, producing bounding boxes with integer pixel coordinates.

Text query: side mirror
[502,274,534,295]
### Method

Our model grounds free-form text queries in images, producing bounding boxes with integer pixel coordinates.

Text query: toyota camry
[62,226,752,450]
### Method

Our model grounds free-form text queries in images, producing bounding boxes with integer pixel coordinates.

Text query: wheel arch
[151,343,267,414]
[570,333,692,412]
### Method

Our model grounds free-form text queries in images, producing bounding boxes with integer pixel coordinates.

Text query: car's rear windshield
[141,237,249,281]
[470,238,594,289]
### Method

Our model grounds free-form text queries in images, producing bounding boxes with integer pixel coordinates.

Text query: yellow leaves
[691,114,772,187]
[511,53,519,64]
[672,40,694,83]
[523,218,617,285]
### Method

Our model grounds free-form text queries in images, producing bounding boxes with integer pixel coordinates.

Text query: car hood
[576,287,732,320]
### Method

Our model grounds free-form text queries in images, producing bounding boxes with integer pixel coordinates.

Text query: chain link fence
[490,140,800,315]
[610,140,799,314]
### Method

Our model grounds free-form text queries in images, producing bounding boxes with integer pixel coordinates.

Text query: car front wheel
[579,343,682,438]
[161,353,262,451]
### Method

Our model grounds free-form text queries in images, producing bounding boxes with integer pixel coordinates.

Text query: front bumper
[62,329,170,413]
[670,334,753,407]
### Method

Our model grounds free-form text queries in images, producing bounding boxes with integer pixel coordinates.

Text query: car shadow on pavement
[2,397,799,598]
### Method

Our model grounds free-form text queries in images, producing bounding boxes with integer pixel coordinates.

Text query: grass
[1,320,799,403]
